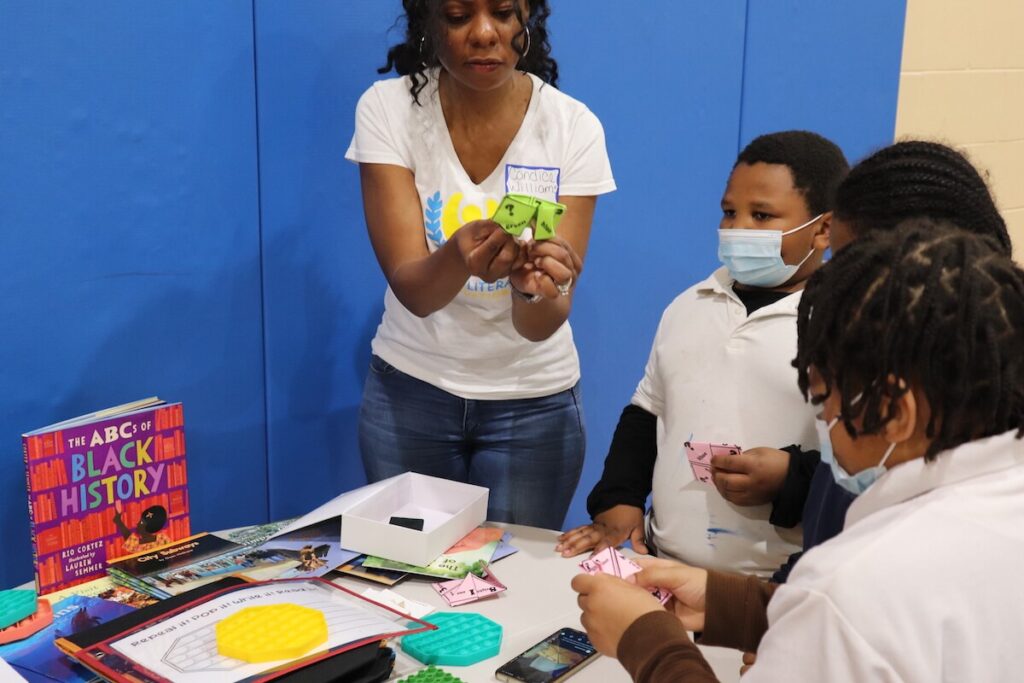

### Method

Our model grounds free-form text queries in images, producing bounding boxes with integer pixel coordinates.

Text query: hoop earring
[418,36,427,66]
[521,26,531,58]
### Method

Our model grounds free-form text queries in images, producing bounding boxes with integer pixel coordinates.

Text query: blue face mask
[718,214,823,287]
[815,416,897,496]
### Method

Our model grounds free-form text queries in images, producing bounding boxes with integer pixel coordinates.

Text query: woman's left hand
[510,236,583,300]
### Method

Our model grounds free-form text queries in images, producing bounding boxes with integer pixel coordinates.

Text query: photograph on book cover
[122,518,359,599]
[73,578,434,683]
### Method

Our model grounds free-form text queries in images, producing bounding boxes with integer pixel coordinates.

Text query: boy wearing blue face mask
[557,131,849,576]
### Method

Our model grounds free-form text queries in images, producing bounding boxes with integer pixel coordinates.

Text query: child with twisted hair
[573,222,1024,682]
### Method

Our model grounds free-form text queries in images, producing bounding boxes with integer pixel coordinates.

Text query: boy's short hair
[735,131,850,216]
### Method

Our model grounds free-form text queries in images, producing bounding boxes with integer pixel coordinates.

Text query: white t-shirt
[345,69,615,400]
[634,268,814,576]
[746,429,1024,682]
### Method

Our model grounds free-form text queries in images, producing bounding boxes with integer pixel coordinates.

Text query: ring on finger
[556,276,573,297]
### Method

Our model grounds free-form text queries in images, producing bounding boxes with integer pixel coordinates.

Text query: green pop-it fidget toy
[0,590,38,630]
[399,665,468,682]
[401,612,502,667]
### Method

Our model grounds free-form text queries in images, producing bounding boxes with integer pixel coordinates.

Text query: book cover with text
[23,398,190,594]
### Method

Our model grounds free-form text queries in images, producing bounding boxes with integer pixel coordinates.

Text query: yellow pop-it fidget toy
[216,603,328,663]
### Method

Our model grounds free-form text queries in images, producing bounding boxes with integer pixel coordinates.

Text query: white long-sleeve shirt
[746,428,1024,682]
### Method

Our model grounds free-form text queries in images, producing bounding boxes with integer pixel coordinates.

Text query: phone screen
[495,628,598,682]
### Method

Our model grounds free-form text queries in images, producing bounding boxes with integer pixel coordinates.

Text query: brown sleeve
[618,611,719,683]
[696,570,777,652]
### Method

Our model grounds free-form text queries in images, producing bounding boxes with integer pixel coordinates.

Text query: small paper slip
[362,587,434,619]
[684,441,741,485]
[432,567,507,607]
[491,533,519,563]
[579,547,671,605]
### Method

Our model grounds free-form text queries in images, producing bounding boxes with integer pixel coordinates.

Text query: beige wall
[895,0,1024,259]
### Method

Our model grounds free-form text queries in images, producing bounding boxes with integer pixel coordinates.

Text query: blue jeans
[359,355,586,530]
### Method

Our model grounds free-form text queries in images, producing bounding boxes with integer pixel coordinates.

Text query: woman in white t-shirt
[345,0,615,528]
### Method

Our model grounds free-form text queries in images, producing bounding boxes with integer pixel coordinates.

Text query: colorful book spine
[24,403,191,593]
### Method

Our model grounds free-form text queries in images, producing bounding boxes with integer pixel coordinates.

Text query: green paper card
[491,194,566,240]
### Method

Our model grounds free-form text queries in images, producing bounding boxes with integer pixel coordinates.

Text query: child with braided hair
[573,222,1024,682]
[708,140,1013,583]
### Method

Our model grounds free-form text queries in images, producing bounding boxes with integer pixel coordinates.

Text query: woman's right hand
[450,219,523,283]
[555,504,648,557]
[633,557,709,632]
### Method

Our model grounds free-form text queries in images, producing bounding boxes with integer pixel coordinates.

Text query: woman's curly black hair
[795,221,1024,461]
[378,0,558,105]
[835,141,1011,254]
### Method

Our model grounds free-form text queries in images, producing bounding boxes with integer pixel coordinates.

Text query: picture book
[108,519,359,600]
[335,555,409,587]
[361,527,505,579]
[41,576,158,610]
[107,533,246,600]
[0,594,135,682]
[22,398,190,594]
[216,516,299,546]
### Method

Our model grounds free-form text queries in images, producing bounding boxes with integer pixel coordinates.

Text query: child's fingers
[556,525,602,556]
[557,524,592,544]
[629,527,650,555]
[712,469,752,493]
[633,557,681,575]
[710,451,754,473]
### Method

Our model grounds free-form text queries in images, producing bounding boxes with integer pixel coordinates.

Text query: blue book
[0,595,134,682]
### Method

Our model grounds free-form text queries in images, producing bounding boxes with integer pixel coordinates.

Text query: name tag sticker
[505,164,561,200]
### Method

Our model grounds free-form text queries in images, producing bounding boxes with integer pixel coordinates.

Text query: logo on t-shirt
[505,164,561,200]
[424,191,499,248]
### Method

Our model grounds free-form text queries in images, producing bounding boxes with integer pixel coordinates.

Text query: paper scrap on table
[491,533,518,562]
[361,588,434,619]
[579,547,671,605]
[432,567,507,607]
[362,526,504,580]
[684,441,741,485]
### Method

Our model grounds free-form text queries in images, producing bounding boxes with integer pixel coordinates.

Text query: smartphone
[495,628,599,682]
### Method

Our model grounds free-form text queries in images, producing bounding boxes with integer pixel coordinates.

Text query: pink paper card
[432,568,507,607]
[578,548,671,605]
[579,546,641,579]
[684,441,741,484]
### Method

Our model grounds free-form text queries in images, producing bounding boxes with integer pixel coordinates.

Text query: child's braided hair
[795,221,1024,461]
[835,141,1011,254]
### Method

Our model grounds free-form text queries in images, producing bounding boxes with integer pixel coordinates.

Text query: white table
[10,524,742,682]
[328,524,742,683]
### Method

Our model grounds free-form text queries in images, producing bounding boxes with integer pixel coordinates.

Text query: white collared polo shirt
[635,267,816,576]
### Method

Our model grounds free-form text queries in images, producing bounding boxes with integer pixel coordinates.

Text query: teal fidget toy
[0,590,38,630]
[399,665,468,683]
[401,612,502,667]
